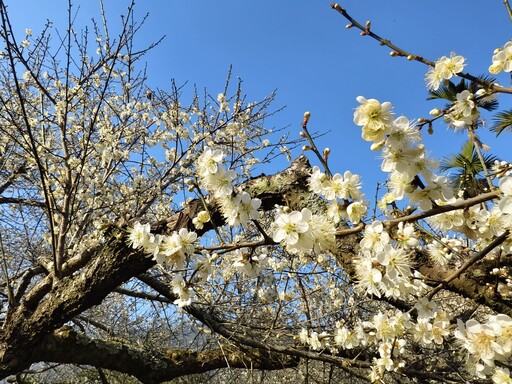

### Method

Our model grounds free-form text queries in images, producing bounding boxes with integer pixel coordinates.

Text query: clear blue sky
[5,1,512,199]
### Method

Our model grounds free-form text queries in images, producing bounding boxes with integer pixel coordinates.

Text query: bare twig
[504,0,512,22]
[330,2,512,94]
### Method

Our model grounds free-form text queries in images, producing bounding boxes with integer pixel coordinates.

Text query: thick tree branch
[30,327,298,384]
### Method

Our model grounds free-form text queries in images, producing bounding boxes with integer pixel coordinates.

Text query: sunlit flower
[489,41,512,74]
[160,228,197,266]
[347,200,367,224]
[273,210,309,246]
[354,96,394,146]
[360,221,390,253]
[126,221,151,249]
[425,52,465,90]
[197,146,225,176]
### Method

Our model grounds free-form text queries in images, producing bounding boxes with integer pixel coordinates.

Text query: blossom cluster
[298,304,451,382]
[455,314,512,380]
[355,97,453,210]
[196,147,262,227]
[272,207,336,254]
[308,166,367,224]
[353,220,422,299]
[425,52,465,90]
[126,222,204,307]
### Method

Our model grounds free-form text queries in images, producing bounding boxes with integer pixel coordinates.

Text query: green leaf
[491,108,512,136]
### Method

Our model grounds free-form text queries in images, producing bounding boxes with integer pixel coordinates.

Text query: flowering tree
[1,1,512,383]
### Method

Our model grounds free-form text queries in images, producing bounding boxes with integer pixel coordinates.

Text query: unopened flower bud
[302,145,311,151]
[365,20,371,30]
[304,111,311,122]
[390,51,399,57]
[345,23,353,29]
[299,131,306,137]
[417,118,426,123]
[323,148,330,160]
[407,54,415,61]
[429,108,442,117]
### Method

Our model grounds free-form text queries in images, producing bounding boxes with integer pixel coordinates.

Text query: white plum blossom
[387,116,421,145]
[360,221,390,253]
[489,41,512,74]
[273,210,309,247]
[323,172,345,200]
[160,228,197,266]
[381,143,425,177]
[455,319,502,367]
[377,245,413,281]
[445,90,479,129]
[354,255,383,297]
[144,233,165,261]
[232,248,266,277]
[354,96,394,146]
[221,191,261,226]
[425,52,466,90]
[192,210,210,229]
[299,328,309,345]
[127,221,151,249]
[196,147,225,177]
[492,367,512,384]
[201,166,237,198]
[340,171,362,200]
[499,176,512,214]
[395,222,418,249]
[191,251,213,281]
[171,275,194,308]
[347,200,367,224]
[309,166,328,195]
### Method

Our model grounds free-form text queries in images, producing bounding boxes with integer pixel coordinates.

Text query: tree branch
[31,327,298,384]
[330,2,512,94]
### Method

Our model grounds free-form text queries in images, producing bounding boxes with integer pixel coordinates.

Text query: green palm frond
[440,140,499,198]
[428,79,466,102]
[491,108,512,136]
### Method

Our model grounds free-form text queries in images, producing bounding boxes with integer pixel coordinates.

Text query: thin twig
[504,0,512,22]
[330,2,512,94]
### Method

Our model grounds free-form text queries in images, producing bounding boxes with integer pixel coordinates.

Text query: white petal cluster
[197,147,236,198]
[353,220,420,299]
[353,96,394,147]
[171,275,194,308]
[231,247,267,278]
[308,166,366,224]
[499,176,512,214]
[455,315,512,372]
[353,100,453,210]
[489,41,512,74]
[272,208,336,254]
[444,90,479,129]
[220,191,261,226]
[425,52,465,90]
[127,222,198,267]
